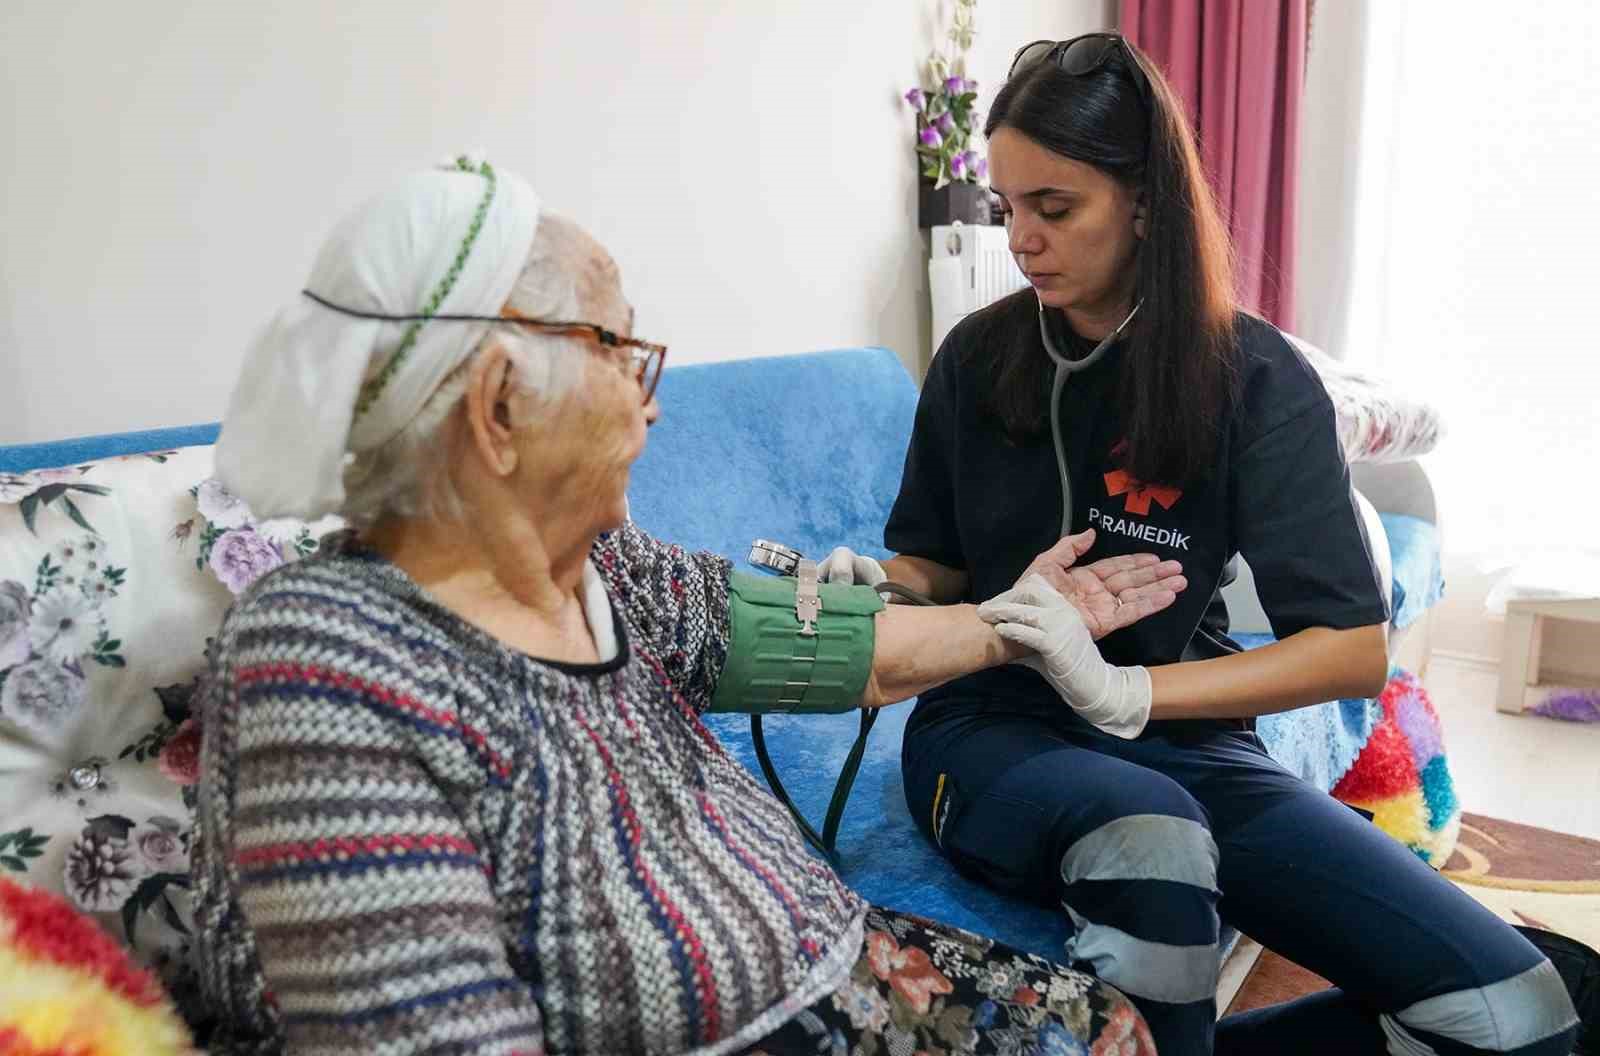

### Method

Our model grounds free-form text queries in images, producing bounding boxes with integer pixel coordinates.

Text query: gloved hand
[817,546,888,588]
[978,574,1152,739]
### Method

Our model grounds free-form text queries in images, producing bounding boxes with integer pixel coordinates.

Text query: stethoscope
[1039,295,1143,536]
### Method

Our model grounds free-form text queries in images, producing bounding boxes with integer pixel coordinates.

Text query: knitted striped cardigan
[192,523,866,1055]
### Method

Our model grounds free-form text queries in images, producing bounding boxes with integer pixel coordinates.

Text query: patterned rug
[1227,813,1600,1014]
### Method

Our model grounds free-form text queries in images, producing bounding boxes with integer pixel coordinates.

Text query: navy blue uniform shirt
[886,302,1389,702]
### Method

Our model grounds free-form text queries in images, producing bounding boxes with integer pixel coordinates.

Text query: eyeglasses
[1007,33,1153,109]
[302,290,667,404]
[501,314,667,404]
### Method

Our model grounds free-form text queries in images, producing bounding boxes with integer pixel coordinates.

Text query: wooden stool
[1497,597,1600,713]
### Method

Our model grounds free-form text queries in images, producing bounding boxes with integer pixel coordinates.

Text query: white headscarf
[216,155,541,520]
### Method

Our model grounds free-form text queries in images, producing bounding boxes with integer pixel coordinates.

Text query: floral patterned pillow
[0,450,335,1026]
[1285,332,1447,464]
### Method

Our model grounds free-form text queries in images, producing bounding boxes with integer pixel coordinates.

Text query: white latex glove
[817,546,888,588]
[978,574,1152,739]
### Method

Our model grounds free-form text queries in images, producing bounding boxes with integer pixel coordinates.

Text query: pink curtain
[1120,0,1308,330]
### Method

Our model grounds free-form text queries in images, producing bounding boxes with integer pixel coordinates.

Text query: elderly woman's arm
[598,518,732,705]
[194,616,547,1054]
[601,522,1034,712]
[601,521,1158,717]
[861,603,1028,707]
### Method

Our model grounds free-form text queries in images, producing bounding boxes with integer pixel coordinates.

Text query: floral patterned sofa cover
[0,437,331,1024]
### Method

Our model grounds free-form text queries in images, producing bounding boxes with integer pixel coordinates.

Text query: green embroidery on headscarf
[352,158,499,421]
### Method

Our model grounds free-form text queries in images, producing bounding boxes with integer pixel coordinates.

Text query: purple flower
[0,654,87,734]
[976,158,989,181]
[936,111,956,135]
[945,76,966,95]
[950,153,968,179]
[208,527,285,595]
[0,580,31,670]
[904,87,925,109]
[962,150,980,172]
[919,125,943,148]
[133,821,187,873]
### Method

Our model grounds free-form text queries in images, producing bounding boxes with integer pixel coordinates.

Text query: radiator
[928,223,1029,357]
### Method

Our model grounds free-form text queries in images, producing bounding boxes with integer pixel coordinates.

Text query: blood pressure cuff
[710,570,884,714]
[709,570,886,860]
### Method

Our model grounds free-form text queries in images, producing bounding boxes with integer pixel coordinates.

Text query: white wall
[1,0,1111,444]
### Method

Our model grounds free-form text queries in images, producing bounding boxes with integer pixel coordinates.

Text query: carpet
[1227,812,1600,1015]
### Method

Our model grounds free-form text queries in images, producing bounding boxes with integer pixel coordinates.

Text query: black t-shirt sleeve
[884,346,966,571]
[1231,392,1390,639]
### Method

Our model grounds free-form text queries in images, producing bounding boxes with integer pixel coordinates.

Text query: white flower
[0,468,76,504]
[79,568,119,606]
[1046,970,1092,1006]
[28,586,104,664]
[0,473,41,504]
[254,517,307,546]
[195,478,254,529]
[55,533,106,576]
[977,960,1025,1000]
[63,831,146,913]
[830,979,891,1032]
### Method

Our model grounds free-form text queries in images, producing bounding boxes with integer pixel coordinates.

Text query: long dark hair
[974,37,1238,487]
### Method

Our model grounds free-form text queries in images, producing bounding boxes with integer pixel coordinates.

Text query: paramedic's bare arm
[881,555,969,604]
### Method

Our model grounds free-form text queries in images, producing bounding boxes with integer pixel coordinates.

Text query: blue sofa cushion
[1380,513,1445,630]
[628,348,913,565]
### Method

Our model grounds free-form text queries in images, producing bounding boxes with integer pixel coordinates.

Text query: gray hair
[339,214,591,529]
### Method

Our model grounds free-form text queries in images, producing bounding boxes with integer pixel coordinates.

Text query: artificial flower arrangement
[905,0,986,189]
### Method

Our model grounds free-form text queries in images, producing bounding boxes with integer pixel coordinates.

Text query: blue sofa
[625,347,1443,960]
[0,347,1444,971]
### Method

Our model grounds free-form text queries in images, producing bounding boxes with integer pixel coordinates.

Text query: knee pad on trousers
[1059,814,1223,1007]
[1379,957,1578,1055]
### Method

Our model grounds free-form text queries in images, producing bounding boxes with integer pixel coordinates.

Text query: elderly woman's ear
[463,343,523,477]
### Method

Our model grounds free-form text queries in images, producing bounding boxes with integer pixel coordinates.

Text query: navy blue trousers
[901,674,1579,1056]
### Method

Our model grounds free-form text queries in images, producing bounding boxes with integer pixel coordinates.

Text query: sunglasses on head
[1008,33,1153,108]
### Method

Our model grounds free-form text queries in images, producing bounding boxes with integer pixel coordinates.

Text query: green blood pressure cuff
[710,570,884,714]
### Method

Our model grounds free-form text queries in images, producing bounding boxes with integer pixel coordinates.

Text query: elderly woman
[191,158,1183,1055]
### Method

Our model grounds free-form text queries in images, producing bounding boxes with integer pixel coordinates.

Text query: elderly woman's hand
[1017,529,1186,640]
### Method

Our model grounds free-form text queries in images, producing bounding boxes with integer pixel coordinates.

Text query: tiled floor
[1426,654,1600,839]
